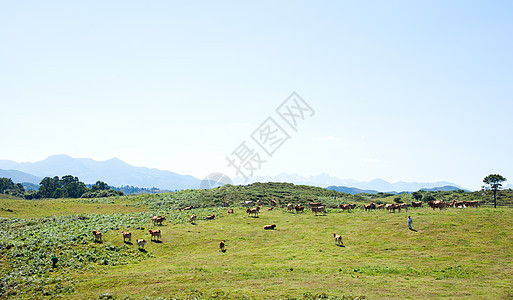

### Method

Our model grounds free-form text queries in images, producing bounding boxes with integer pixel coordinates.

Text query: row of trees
[0,178,26,197]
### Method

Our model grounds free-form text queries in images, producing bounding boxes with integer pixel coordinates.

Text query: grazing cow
[428,200,445,210]
[136,239,146,250]
[204,214,215,220]
[270,200,277,207]
[219,240,225,251]
[227,209,234,213]
[122,231,131,243]
[295,204,304,213]
[155,216,166,226]
[309,202,323,209]
[411,201,423,208]
[263,224,277,230]
[287,203,294,212]
[190,214,197,224]
[376,204,385,210]
[364,203,376,211]
[267,207,274,211]
[182,205,194,211]
[312,206,326,216]
[243,200,254,207]
[152,215,162,226]
[246,206,260,217]
[333,233,343,246]
[400,203,409,212]
[149,229,161,241]
[340,204,357,212]
[385,204,394,212]
[92,230,102,242]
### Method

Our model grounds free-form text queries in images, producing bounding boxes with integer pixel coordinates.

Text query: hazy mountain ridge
[0,155,200,191]
[0,169,42,184]
[235,173,467,192]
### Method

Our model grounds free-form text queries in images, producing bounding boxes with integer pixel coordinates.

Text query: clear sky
[1,1,512,190]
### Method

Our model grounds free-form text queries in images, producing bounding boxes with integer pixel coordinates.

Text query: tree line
[0,175,123,199]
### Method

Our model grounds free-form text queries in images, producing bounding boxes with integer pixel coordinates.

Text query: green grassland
[1,183,513,299]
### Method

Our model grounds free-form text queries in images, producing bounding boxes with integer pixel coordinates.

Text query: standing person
[408,216,413,230]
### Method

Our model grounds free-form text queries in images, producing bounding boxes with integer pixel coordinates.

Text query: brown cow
[266,207,274,211]
[152,215,162,226]
[149,229,161,241]
[287,203,294,212]
[219,240,226,251]
[295,204,305,213]
[155,216,166,226]
[312,206,326,216]
[411,201,423,208]
[92,230,102,242]
[122,231,131,243]
[182,205,194,211]
[204,214,216,220]
[364,203,376,211]
[246,206,260,217]
[376,204,385,210]
[333,233,343,246]
[263,224,277,230]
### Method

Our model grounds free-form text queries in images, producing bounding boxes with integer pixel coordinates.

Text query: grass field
[1,189,513,299]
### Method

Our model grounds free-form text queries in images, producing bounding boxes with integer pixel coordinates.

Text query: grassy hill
[1,183,512,299]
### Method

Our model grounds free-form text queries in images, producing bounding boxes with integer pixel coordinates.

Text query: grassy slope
[68,206,513,299]
[1,184,513,299]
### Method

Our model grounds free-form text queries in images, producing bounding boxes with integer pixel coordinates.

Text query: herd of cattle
[90,198,481,248]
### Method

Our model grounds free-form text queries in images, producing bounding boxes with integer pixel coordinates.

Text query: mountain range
[0,155,200,191]
[233,173,467,192]
[0,155,469,192]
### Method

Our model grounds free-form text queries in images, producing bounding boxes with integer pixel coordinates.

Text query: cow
[246,206,260,217]
[312,206,326,216]
[266,207,274,211]
[263,224,277,230]
[385,204,394,212]
[182,205,194,210]
[256,200,262,207]
[287,203,294,212]
[204,214,216,220]
[122,231,131,243]
[152,215,163,226]
[376,204,385,210]
[149,229,161,241]
[364,203,376,211]
[411,201,423,208]
[190,215,197,224]
[136,239,146,250]
[295,204,304,213]
[219,240,226,251]
[428,200,445,210]
[400,203,409,212]
[155,216,166,226]
[340,204,356,212]
[333,233,343,246]
[270,200,277,207]
[92,230,102,242]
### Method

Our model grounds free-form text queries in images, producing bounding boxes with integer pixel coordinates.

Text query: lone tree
[483,174,507,208]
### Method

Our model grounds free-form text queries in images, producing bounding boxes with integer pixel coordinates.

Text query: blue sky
[1,1,512,190]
